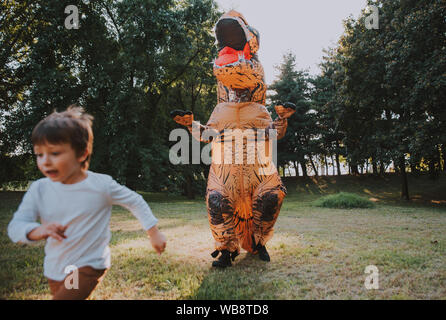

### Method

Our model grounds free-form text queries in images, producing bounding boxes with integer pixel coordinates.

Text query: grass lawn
[1,173,445,299]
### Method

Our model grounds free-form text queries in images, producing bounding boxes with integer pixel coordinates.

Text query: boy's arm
[7,182,42,244]
[108,178,166,253]
[26,223,67,242]
[146,225,166,255]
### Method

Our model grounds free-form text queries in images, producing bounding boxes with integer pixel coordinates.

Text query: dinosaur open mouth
[214,18,252,68]
[214,43,252,67]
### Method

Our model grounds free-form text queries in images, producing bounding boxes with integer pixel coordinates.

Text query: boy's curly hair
[32,105,94,169]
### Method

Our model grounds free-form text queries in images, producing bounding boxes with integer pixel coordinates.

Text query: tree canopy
[1,0,445,200]
[268,0,446,199]
[1,0,220,196]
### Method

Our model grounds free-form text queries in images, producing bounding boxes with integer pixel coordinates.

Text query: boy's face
[34,142,87,184]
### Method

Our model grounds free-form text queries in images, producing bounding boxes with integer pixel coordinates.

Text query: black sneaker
[257,245,270,262]
[212,250,232,268]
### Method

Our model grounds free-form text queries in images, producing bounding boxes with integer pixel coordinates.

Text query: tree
[311,49,346,177]
[269,52,316,177]
[328,0,446,199]
[1,0,221,195]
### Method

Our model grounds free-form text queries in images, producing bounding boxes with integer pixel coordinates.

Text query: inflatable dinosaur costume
[171,11,295,268]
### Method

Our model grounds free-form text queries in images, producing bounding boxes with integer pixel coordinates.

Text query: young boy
[7,105,167,300]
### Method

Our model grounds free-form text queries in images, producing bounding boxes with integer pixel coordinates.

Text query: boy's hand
[27,223,68,241]
[146,225,167,255]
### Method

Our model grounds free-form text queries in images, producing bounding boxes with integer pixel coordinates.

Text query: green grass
[313,192,375,209]
[1,173,446,299]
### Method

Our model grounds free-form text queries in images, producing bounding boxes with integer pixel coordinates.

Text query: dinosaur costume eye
[247,26,260,51]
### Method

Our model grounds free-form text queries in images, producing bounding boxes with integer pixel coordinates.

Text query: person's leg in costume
[207,188,241,267]
[251,174,287,261]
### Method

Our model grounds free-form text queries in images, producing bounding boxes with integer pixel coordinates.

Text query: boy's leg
[48,266,107,300]
[48,278,64,296]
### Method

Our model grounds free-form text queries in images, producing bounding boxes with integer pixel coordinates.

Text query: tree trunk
[441,145,445,172]
[331,155,336,175]
[379,159,386,175]
[350,162,359,175]
[185,173,195,200]
[309,156,318,176]
[294,161,300,177]
[399,155,409,200]
[300,161,308,177]
[433,146,442,178]
[441,144,446,172]
[372,158,378,176]
[325,156,329,176]
[336,153,341,176]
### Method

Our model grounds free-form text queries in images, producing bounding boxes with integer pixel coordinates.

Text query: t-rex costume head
[213,10,266,105]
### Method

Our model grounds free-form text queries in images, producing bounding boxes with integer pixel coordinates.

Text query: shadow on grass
[187,254,277,300]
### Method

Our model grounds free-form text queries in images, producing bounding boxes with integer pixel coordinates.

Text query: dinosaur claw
[283,102,296,111]
[170,110,192,119]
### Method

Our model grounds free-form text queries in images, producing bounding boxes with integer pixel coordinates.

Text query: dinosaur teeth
[213,57,252,69]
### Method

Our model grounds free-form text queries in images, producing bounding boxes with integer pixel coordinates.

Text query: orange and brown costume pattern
[172,11,295,256]
[203,102,288,254]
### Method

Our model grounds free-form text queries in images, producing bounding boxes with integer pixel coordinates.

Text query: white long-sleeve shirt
[7,171,158,281]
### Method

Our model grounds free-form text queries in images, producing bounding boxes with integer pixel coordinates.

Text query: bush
[0,180,32,191]
[313,192,375,209]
